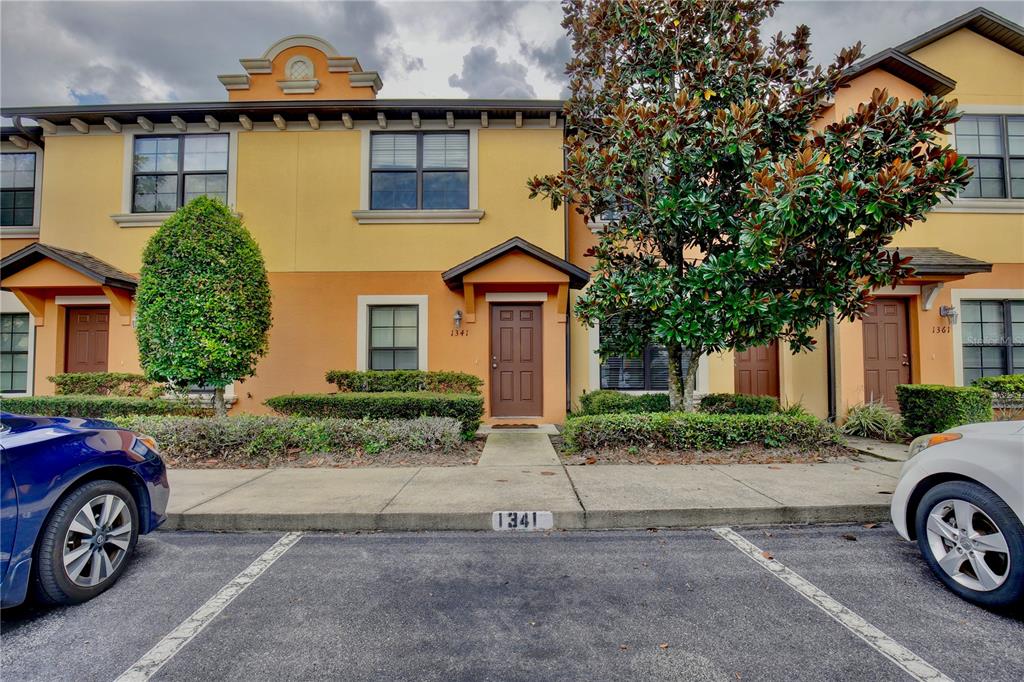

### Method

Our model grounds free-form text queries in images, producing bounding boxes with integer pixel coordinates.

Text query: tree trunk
[213,386,227,417]
[668,345,703,412]
[682,348,701,412]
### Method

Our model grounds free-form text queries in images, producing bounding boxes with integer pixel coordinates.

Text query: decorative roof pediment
[217,34,382,101]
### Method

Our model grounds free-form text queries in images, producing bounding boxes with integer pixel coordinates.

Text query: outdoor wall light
[454,309,463,329]
[939,305,959,325]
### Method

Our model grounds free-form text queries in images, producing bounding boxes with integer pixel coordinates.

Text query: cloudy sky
[1,0,1021,107]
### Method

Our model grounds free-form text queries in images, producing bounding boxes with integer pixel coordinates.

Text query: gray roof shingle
[1,242,137,290]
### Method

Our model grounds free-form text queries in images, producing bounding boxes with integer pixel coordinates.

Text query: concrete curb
[166,504,890,532]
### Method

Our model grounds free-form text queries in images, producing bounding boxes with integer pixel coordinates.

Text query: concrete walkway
[164,431,901,531]
[843,436,911,462]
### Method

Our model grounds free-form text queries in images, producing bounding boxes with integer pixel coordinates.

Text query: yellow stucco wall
[910,28,1024,106]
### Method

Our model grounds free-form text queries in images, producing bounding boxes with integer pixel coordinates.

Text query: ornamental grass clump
[841,402,906,442]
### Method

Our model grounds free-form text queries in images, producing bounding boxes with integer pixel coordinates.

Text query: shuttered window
[370,132,469,210]
[598,323,697,391]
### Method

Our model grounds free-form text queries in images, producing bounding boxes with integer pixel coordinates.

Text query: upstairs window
[370,132,469,210]
[1,152,36,227]
[132,134,228,213]
[954,115,1024,199]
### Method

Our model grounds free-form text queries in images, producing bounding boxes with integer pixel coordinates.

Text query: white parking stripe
[712,527,953,682]
[114,532,303,682]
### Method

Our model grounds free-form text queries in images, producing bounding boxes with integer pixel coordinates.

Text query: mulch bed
[164,438,485,469]
[552,435,860,466]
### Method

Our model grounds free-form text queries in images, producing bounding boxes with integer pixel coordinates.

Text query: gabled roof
[887,247,992,276]
[442,237,590,290]
[0,243,138,290]
[843,48,956,96]
[895,7,1024,57]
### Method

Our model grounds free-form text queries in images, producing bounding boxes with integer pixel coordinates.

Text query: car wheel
[34,479,139,605]
[914,480,1024,611]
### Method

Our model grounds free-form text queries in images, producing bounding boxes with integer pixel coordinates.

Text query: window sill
[352,209,484,224]
[932,198,1024,213]
[111,210,242,228]
[1,227,40,238]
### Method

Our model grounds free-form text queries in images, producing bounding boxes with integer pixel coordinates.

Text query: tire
[34,479,139,606]
[914,480,1024,612]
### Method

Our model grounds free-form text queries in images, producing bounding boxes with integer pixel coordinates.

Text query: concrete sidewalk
[164,458,901,532]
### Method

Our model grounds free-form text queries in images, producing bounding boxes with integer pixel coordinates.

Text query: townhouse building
[2,8,1021,423]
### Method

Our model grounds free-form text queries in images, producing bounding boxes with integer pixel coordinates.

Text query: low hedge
[698,393,779,415]
[578,390,671,415]
[265,392,483,436]
[973,374,1024,407]
[563,412,841,451]
[325,370,482,395]
[112,415,463,464]
[48,372,163,399]
[895,384,993,437]
[1,395,209,418]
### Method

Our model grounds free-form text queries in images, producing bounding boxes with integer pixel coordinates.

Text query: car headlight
[131,434,160,460]
[908,432,962,459]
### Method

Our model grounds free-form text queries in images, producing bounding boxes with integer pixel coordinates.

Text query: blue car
[1,413,169,607]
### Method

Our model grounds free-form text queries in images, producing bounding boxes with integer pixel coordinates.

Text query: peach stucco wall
[235,271,569,423]
[228,45,375,101]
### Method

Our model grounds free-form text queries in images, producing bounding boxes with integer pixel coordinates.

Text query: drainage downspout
[826,313,837,423]
[562,115,572,416]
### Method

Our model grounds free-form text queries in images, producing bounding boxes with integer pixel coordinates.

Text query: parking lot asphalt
[2,525,1022,682]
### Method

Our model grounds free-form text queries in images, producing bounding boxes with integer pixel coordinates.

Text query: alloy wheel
[925,498,1011,592]
[62,494,133,588]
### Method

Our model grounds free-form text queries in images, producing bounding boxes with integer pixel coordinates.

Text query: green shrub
[578,390,670,415]
[265,392,484,437]
[895,384,993,437]
[563,412,841,451]
[112,415,463,464]
[698,393,779,415]
[1,395,209,418]
[841,402,906,442]
[48,372,163,399]
[324,370,482,395]
[973,375,1024,418]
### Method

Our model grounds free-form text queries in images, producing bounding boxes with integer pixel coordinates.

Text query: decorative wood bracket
[10,289,46,326]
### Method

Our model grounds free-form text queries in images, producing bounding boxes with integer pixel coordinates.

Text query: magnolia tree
[136,197,272,416]
[529,0,971,410]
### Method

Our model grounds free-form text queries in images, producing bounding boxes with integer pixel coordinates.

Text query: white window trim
[113,123,240,227]
[950,288,1024,386]
[586,321,708,395]
[0,291,36,397]
[484,292,548,302]
[356,295,429,371]
[354,120,482,224]
[1,141,44,236]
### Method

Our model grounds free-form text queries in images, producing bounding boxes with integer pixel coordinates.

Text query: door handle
[901,362,909,366]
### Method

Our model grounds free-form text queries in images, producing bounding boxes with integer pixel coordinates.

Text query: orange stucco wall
[234,270,569,423]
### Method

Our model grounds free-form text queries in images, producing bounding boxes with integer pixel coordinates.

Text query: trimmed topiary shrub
[112,415,463,464]
[1,395,209,418]
[135,197,272,415]
[325,370,482,395]
[841,402,906,442]
[895,384,993,437]
[48,372,163,399]
[563,412,841,451]
[697,393,779,415]
[265,392,484,437]
[578,390,671,415]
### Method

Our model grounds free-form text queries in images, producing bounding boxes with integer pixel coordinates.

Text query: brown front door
[65,307,109,373]
[490,304,542,417]
[734,341,779,397]
[862,298,911,409]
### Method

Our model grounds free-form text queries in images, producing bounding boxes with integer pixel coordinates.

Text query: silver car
[890,420,1024,610]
